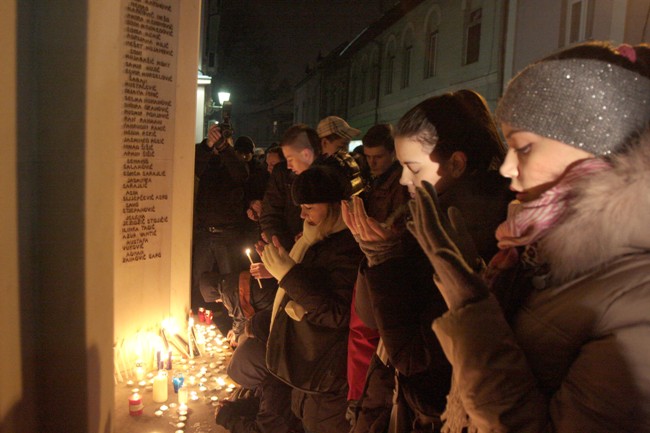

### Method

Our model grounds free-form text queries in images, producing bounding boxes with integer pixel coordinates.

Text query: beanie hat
[292,165,351,205]
[317,116,361,139]
[234,136,255,154]
[496,58,650,155]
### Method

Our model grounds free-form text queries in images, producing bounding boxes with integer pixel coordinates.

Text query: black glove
[407,181,489,311]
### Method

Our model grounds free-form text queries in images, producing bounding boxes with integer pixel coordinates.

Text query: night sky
[217,0,387,103]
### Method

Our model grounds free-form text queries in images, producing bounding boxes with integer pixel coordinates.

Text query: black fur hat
[292,165,351,205]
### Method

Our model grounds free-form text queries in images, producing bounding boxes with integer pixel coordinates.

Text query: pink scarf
[485,158,611,285]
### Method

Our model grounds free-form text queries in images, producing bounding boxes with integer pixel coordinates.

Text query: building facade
[295,0,648,135]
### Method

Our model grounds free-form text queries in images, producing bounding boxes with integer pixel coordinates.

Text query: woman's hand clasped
[407,181,489,311]
[341,195,398,242]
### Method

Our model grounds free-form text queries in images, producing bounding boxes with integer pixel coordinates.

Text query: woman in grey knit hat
[408,41,650,432]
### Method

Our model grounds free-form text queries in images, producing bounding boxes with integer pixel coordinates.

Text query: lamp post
[204,90,232,136]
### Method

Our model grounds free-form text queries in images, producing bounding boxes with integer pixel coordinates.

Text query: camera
[220,100,233,139]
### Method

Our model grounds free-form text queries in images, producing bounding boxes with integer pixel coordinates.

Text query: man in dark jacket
[192,124,249,312]
[346,124,410,427]
[259,121,366,252]
[362,124,409,223]
[259,124,319,250]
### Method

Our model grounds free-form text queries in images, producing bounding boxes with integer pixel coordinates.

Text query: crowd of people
[192,41,650,433]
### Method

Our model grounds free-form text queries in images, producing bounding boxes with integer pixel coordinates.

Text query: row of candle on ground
[127,357,231,390]
[129,372,236,414]
[117,321,229,385]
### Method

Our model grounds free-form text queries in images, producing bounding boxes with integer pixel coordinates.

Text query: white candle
[135,360,145,381]
[246,248,263,288]
[188,317,194,359]
[178,385,189,405]
[152,370,168,403]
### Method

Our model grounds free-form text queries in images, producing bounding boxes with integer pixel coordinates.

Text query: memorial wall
[114,0,197,367]
[120,0,176,266]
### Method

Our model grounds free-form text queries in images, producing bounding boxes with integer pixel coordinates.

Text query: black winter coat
[267,228,363,394]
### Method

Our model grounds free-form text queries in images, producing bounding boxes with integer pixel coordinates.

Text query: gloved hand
[261,235,296,282]
[407,181,488,311]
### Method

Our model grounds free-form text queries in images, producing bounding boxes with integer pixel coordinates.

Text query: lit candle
[245,248,263,288]
[166,350,172,370]
[178,385,189,405]
[188,317,194,359]
[128,392,143,416]
[152,370,168,403]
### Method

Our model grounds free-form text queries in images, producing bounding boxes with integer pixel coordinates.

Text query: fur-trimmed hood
[541,127,650,283]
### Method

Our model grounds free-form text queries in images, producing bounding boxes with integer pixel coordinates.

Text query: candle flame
[245,248,251,255]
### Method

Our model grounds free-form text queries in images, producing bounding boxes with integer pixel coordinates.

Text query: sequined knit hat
[496,58,650,155]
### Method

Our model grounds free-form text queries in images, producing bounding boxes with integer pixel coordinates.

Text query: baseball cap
[316,116,361,139]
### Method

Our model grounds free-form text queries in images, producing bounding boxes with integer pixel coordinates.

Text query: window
[401,45,412,88]
[569,1,582,42]
[350,67,358,107]
[385,55,394,95]
[563,0,593,45]
[425,31,438,78]
[369,50,379,101]
[464,8,482,65]
[360,61,368,103]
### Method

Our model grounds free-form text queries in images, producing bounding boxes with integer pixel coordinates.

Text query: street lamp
[205,90,231,114]
[217,91,231,105]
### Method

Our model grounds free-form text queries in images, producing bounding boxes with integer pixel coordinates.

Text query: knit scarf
[484,157,611,286]
[270,215,348,327]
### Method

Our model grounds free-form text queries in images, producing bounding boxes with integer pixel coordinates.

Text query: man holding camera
[192,123,250,314]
